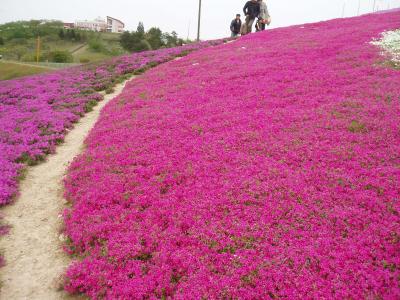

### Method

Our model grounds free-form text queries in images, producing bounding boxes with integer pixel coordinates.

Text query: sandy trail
[0,78,133,299]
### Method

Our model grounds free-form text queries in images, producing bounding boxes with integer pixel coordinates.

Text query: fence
[23,61,82,69]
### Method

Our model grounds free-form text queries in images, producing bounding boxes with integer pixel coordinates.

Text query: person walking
[240,21,248,35]
[230,14,242,37]
[243,0,260,34]
[257,0,271,31]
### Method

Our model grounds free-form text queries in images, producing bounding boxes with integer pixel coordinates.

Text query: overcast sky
[0,0,399,40]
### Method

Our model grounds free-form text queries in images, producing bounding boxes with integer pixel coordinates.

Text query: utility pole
[36,36,41,63]
[197,0,202,41]
[357,0,361,15]
[373,0,376,12]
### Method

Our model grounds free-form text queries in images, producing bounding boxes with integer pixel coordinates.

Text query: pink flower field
[0,40,225,206]
[63,11,400,299]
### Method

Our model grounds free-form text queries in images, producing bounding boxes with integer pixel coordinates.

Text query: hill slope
[0,39,225,206]
[63,11,400,299]
[0,61,52,80]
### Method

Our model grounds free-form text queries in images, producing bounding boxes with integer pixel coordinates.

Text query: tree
[120,31,135,52]
[132,38,151,52]
[0,36,4,45]
[120,23,186,53]
[177,38,184,46]
[65,29,72,40]
[14,46,27,61]
[80,31,87,42]
[0,20,64,41]
[170,31,179,46]
[162,32,179,47]
[120,30,151,53]
[137,22,145,37]
[146,27,164,50]
[58,29,65,39]
[70,29,76,40]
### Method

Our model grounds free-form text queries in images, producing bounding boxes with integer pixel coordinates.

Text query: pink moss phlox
[63,11,400,299]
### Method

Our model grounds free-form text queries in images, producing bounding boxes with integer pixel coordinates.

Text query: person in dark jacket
[230,14,242,37]
[243,0,260,34]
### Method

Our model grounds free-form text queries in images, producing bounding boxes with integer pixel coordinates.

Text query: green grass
[0,31,126,63]
[348,120,367,133]
[73,49,112,63]
[0,61,52,80]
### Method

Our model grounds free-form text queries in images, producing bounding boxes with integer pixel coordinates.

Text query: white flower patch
[371,29,400,64]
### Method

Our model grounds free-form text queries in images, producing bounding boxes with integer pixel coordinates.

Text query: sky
[0,0,399,40]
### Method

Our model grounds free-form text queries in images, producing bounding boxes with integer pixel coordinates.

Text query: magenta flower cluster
[0,40,225,206]
[63,11,400,299]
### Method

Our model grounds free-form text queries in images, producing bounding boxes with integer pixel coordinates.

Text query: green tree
[14,46,27,61]
[120,23,185,53]
[0,36,4,45]
[162,32,178,47]
[49,50,72,63]
[133,39,151,52]
[170,31,179,46]
[58,29,65,39]
[119,30,151,53]
[120,31,134,52]
[146,27,164,50]
[65,29,72,40]
[80,31,87,42]
[70,29,76,40]
[0,20,63,40]
[137,22,145,37]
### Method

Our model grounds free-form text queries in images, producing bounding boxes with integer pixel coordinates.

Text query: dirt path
[0,78,134,299]
[71,45,89,62]
[70,43,88,55]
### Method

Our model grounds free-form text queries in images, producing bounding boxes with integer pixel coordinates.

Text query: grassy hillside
[0,61,52,80]
[0,20,127,64]
[0,20,190,81]
[72,32,126,63]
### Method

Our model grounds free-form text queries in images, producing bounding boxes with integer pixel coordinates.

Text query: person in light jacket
[257,0,271,31]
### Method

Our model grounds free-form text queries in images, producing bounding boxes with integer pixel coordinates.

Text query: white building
[74,16,124,33]
[107,16,125,33]
[75,17,107,32]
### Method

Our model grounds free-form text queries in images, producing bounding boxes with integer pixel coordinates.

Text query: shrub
[348,120,367,133]
[79,57,90,64]
[84,99,98,112]
[21,52,49,62]
[105,87,115,94]
[49,50,73,63]
[88,39,106,53]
